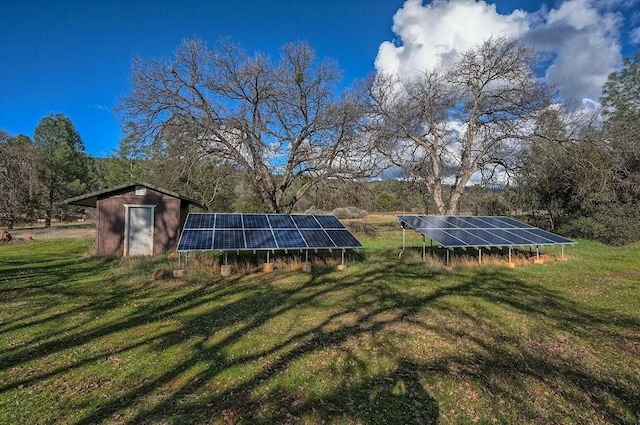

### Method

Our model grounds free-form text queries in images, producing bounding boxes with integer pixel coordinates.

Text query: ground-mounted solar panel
[177,229,213,251]
[243,214,269,228]
[177,213,362,252]
[213,229,245,250]
[244,229,277,249]
[396,215,575,249]
[300,230,336,248]
[326,229,363,248]
[273,229,307,248]
[292,214,321,228]
[184,213,215,229]
[315,215,345,229]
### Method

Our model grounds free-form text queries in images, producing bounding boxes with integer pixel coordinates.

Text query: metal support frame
[399,227,407,258]
[341,249,345,266]
[422,235,426,262]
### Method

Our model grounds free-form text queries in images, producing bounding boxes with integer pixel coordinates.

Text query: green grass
[0,225,639,424]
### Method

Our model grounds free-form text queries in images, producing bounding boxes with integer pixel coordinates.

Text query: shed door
[127,206,153,256]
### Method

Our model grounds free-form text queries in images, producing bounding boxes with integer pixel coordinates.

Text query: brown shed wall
[95,187,182,256]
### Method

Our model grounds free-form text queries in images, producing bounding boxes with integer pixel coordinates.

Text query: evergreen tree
[33,114,91,227]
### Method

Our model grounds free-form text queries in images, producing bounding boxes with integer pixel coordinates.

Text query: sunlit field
[1,216,638,424]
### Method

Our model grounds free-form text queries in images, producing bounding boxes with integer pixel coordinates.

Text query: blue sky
[1,0,639,157]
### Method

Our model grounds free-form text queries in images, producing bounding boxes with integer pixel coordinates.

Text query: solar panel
[177,213,363,252]
[244,229,277,249]
[177,229,213,251]
[396,215,575,248]
[243,214,269,228]
[184,214,215,229]
[273,229,307,248]
[315,215,345,229]
[300,230,336,248]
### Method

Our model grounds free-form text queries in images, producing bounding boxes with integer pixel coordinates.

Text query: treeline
[2,39,639,245]
[0,114,94,228]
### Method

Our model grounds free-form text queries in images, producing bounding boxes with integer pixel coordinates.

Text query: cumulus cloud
[376,0,630,105]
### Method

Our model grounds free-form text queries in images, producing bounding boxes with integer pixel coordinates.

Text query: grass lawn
[0,216,639,424]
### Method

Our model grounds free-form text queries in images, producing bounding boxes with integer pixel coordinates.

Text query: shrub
[331,206,368,219]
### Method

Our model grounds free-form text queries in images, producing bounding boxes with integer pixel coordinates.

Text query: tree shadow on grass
[1,252,639,424]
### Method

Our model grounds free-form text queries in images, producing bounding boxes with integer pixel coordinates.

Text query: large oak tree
[119,39,375,213]
[368,37,551,215]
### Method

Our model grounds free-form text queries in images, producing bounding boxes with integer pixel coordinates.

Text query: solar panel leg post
[509,247,512,263]
[478,248,482,264]
[561,245,565,259]
[399,228,406,258]
[536,247,539,260]
[341,249,345,266]
[446,249,450,266]
[422,235,426,262]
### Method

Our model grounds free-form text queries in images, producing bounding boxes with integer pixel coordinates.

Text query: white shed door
[127,207,153,256]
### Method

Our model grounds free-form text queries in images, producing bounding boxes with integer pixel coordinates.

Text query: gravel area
[2,224,95,241]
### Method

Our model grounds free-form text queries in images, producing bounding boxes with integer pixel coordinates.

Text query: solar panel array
[177,213,363,252]
[396,215,575,249]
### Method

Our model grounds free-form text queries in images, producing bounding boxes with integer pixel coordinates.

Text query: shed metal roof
[64,182,204,208]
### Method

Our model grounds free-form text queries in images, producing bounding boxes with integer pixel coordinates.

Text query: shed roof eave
[63,182,205,209]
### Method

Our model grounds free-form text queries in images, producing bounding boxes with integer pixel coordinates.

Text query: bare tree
[0,131,40,228]
[368,37,551,215]
[119,39,376,213]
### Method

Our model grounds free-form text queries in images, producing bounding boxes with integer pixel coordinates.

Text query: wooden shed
[65,182,203,256]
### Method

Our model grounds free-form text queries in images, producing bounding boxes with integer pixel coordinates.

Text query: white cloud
[376,0,529,77]
[376,0,626,105]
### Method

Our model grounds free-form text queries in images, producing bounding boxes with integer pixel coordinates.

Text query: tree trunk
[45,187,54,228]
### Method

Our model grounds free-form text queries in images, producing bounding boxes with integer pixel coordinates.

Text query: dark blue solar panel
[446,216,479,228]
[273,229,307,248]
[464,216,500,228]
[522,228,574,244]
[418,228,467,247]
[177,229,213,250]
[300,230,335,248]
[213,230,245,250]
[421,216,458,229]
[314,215,345,229]
[490,229,536,245]
[326,230,364,248]
[506,229,554,245]
[292,215,321,228]
[396,215,574,248]
[444,229,491,246]
[216,214,243,229]
[242,214,269,229]
[492,217,535,228]
[178,213,362,252]
[184,214,215,229]
[397,215,432,229]
[268,215,296,228]
[245,230,277,249]
[457,216,489,229]
[465,229,513,246]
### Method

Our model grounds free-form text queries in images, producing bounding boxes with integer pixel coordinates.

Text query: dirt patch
[4,224,95,241]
